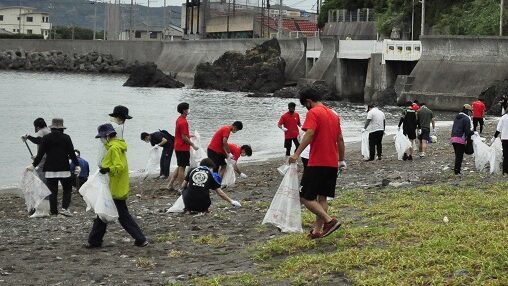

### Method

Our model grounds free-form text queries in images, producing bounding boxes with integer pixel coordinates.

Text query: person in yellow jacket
[86,123,148,248]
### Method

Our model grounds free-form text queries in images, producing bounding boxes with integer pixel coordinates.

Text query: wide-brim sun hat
[95,123,116,138]
[49,118,66,129]
[109,105,133,119]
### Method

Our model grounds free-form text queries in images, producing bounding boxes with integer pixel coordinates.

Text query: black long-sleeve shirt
[32,130,79,172]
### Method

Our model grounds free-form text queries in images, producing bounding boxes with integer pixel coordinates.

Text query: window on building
[27,29,32,34]
[415,46,421,52]
[405,46,412,52]
[135,31,141,38]
[149,32,157,39]
[17,17,20,20]
[27,16,33,22]
[0,15,3,21]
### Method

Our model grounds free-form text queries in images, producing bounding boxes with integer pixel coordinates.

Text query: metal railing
[270,30,319,38]
[328,8,376,23]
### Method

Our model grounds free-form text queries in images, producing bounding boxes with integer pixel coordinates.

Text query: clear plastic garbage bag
[221,158,236,188]
[190,131,207,168]
[490,138,503,174]
[394,129,411,160]
[20,169,51,212]
[262,163,303,233]
[361,131,370,160]
[79,170,119,223]
[471,133,491,172]
[277,164,290,176]
[167,195,185,213]
[144,146,162,177]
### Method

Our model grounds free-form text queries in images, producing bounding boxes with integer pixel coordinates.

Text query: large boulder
[123,63,184,88]
[271,81,335,100]
[479,80,508,115]
[194,38,286,92]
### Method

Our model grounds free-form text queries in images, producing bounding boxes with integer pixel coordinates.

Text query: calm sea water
[0,70,454,189]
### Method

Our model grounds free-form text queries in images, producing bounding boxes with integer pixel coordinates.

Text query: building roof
[0,6,34,11]
[21,12,50,15]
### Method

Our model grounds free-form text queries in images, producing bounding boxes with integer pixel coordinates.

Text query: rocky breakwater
[0,50,130,73]
[194,38,286,92]
[123,63,184,88]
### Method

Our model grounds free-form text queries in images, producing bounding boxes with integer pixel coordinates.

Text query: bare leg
[301,197,332,233]
[421,140,428,154]
[313,196,329,232]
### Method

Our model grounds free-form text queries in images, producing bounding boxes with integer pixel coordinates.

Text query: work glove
[361,128,366,133]
[339,160,347,171]
[417,129,422,136]
[281,127,288,132]
[227,153,234,160]
[99,167,110,174]
[21,134,28,142]
[231,200,242,208]
[74,166,81,175]
[26,165,35,171]
[239,173,248,179]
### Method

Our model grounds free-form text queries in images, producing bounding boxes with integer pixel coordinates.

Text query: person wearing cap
[167,102,199,191]
[140,130,175,178]
[363,104,386,161]
[27,118,80,217]
[207,121,244,176]
[450,104,474,175]
[21,118,51,182]
[471,98,486,134]
[109,105,132,139]
[86,123,148,248]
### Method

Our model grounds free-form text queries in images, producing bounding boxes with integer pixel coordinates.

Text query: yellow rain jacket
[101,138,129,200]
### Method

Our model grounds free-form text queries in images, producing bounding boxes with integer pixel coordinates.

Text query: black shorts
[175,151,190,167]
[300,166,338,200]
[207,148,226,167]
[403,129,417,140]
[419,128,430,141]
[284,138,298,148]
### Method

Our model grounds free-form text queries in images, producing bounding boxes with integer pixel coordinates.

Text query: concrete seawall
[0,38,306,84]
[401,36,508,111]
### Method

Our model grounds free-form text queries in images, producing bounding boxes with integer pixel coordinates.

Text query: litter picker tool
[23,139,34,158]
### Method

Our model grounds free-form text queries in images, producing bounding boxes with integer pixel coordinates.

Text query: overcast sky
[109,0,318,13]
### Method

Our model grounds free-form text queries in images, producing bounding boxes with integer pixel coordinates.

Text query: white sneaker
[420,152,426,158]
[30,211,49,218]
[60,208,73,217]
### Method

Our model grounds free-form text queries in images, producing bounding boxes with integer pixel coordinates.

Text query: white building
[119,23,183,41]
[0,6,52,39]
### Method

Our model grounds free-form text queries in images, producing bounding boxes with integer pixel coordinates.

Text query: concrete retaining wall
[402,35,508,111]
[323,22,377,40]
[305,37,337,89]
[0,38,307,84]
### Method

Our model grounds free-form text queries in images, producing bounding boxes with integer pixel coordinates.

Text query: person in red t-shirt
[207,121,243,175]
[472,98,487,134]
[167,102,199,191]
[278,102,301,157]
[289,86,346,240]
[228,143,252,178]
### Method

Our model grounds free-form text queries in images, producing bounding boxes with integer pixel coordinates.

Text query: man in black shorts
[417,103,435,158]
[398,101,418,161]
[207,121,243,176]
[289,87,346,239]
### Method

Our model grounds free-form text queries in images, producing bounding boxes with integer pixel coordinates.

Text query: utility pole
[277,0,282,38]
[104,1,107,40]
[501,0,504,36]
[163,0,167,28]
[411,0,414,40]
[129,0,133,40]
[93,0,97,40]
[420,0,425,37]
[18,0,21,34]
[227,0,230,37]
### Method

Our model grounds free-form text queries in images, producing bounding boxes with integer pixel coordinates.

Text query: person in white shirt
[362,104,386,161]
[494,110,508,175]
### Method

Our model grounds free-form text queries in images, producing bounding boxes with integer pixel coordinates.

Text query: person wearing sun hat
[109,105,132,139]
[28,118,80,217]
[450,104,474,175]
[86,123,148,248]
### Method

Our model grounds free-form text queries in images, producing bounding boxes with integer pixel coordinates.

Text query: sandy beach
[0,119,505,285]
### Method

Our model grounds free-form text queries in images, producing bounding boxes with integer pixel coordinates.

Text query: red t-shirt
[174,115,190,151]
[229,143,242,161]
[278,111,301,139]
[411,103,420,111]
[208,125,232,155]
[472,100,486,118]
[302,105,342,168]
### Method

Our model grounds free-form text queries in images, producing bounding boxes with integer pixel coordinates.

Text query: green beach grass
[194,181,508,285]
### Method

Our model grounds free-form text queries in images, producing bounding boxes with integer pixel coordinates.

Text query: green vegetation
[0,33,43,39]
[319,0,508,37]
[203,182,508,285]
[156,232,178,243]
[192,273,260,286]
[52,26,104,40]
[191,234,229,247]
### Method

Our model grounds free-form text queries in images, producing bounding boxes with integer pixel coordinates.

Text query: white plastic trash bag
[262,163,303,233]
[222,158,236,188]
[471,133,491,172]
[277,164,290,175]
[190,131,207,168]
[490,138,503,174]
[79,170,118,223]
[167,195,185,213]
[394,129,411,160]
[144,146,162,177]
[361,131,370,160]
[20,169,51,212]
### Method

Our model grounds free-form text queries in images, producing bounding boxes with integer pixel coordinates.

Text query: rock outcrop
[479,80,508,115]
[0,50,130,73]
[194,38,285,92]
[123,63,184,88]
